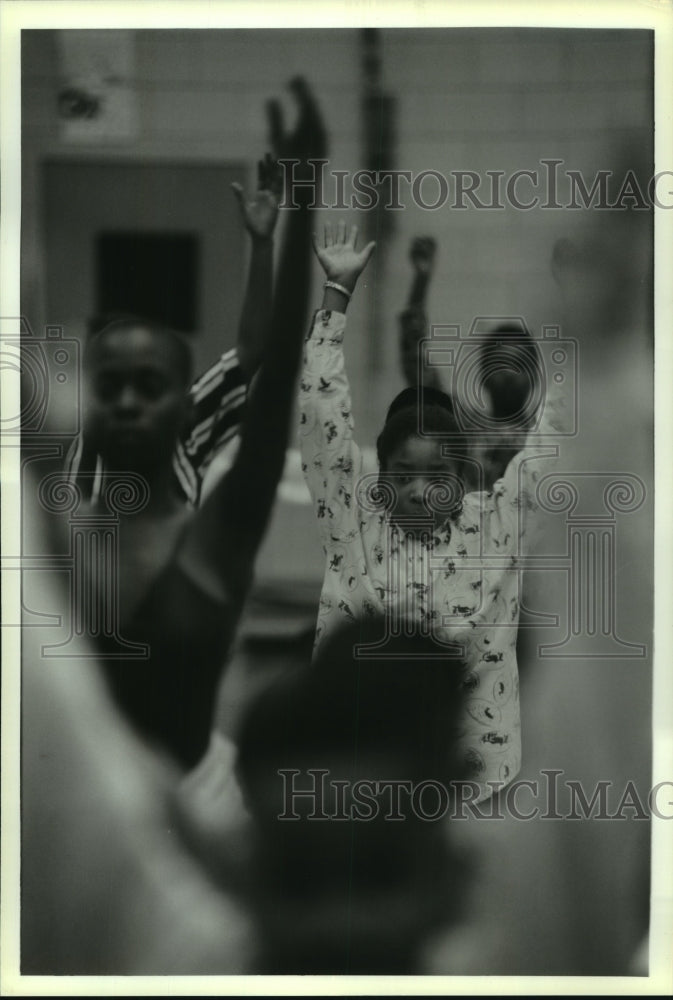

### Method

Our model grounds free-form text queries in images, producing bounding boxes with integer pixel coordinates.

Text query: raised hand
[231,153,283,242]
[409,236,437,275]
[267,76,328,171]
[312,221,376,294]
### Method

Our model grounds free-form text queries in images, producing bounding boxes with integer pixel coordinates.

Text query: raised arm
[399,236,443,390]
[177,78,326,602]
[112,80,328,768]
[407,235,436,310]
[169,158,283,501]
[232,154,283,380]
[113,174,313,769]
[300,221,376,545]
[177,108,320,494]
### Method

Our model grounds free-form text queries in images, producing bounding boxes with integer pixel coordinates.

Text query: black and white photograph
[1,0,672,993]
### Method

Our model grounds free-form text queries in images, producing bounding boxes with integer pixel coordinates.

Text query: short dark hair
[376,399,469,475]
[84,312,194,387]
[384,384,454,424]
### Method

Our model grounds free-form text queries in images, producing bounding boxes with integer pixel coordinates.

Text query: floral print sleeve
[299,309,364,547]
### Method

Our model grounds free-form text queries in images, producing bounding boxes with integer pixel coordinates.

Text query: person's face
[382,435,463,531]
[84,326,191,472]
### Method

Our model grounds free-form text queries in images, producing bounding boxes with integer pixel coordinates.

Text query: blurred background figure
[425,134,654,976]
[398,235,442,390]
[397,242,545,493]
[473,321,543,489]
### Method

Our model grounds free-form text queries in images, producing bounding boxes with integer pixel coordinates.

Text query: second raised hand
[312,221,376,294]
[231,154,283,242]
[409,236,437,275]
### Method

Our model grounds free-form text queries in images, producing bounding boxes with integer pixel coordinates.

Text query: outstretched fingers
[257,153,283,196]
[268,159,284,198]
